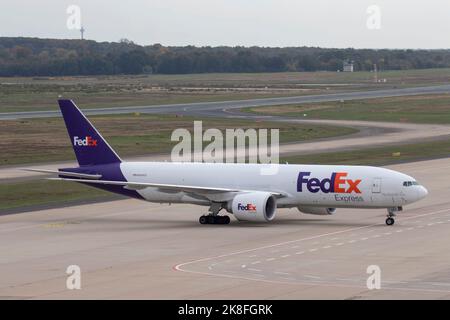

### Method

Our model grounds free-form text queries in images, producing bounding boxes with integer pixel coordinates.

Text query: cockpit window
[403,181,419,187]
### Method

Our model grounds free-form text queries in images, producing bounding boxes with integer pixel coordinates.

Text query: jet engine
[298,206,336,215]
[227,192,277,222]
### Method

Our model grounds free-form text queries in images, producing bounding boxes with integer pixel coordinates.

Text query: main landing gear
[385,207,402,226]
[199,202,231,225]
[199,215,230,225]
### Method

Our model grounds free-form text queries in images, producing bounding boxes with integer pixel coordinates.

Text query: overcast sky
[1,0,449,49]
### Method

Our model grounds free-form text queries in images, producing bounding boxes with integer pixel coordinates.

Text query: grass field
[0,90,306,113]
[0,74,337,113]
[2,68,450,112]
[2,138,450,212]
[0,180,116,212]
[0,113,357,166]
[245,94,450,124]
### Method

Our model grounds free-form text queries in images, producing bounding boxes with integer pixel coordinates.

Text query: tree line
[1,37,450,76]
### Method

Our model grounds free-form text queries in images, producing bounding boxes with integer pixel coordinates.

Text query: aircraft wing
[47,177,286,199]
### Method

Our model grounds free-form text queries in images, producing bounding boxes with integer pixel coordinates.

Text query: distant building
[343,60,354,72]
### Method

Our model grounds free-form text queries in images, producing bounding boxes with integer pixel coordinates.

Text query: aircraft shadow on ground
[42,216,384,231]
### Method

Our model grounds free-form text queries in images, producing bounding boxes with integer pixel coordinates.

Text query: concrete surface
[1,158,450,299]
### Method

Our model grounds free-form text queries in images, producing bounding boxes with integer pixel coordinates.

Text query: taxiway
[1,158,449,299]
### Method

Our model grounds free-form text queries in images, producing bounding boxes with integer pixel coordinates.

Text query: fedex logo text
[297,172,362,194]
[237,203,257,211]
[73,136,98,147]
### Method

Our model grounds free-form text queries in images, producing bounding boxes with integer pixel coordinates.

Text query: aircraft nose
[418,186,428,199]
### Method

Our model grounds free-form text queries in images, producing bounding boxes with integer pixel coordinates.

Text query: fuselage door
[372,178,382,193]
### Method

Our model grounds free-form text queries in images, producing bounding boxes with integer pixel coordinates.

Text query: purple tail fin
[58,99,121,166]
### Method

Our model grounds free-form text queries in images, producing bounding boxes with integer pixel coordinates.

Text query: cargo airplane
[26,100,428,225]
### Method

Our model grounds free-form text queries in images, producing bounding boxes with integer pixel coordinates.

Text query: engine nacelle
[298,206,336,216]
[227,192,277,222]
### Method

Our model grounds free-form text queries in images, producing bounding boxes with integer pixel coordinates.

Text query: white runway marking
[174,208,450,294]
[280,277,296,281]
[304,275,322,280]
[274,271,291,276]
[177,208,450,270]
[430,282,450,287]
[336,278,355,282]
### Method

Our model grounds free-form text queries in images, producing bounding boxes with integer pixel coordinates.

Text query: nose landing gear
[385,217,395,226]
[385,207,402,226]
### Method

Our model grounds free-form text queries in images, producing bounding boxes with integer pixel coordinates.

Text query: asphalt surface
[1,84,450,120]
[0,158,450,299]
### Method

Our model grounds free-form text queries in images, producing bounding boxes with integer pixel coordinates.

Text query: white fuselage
[120,162,428,209]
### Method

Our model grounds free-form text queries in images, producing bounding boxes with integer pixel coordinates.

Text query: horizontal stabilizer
[23,168,102,179]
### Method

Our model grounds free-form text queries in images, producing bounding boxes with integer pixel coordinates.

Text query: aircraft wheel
[207,216,216,224]
[199,216,208,224]
[199,215,230,225]
[385,217,395,226]
[216,215,230,224]
[223,215,231,224]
